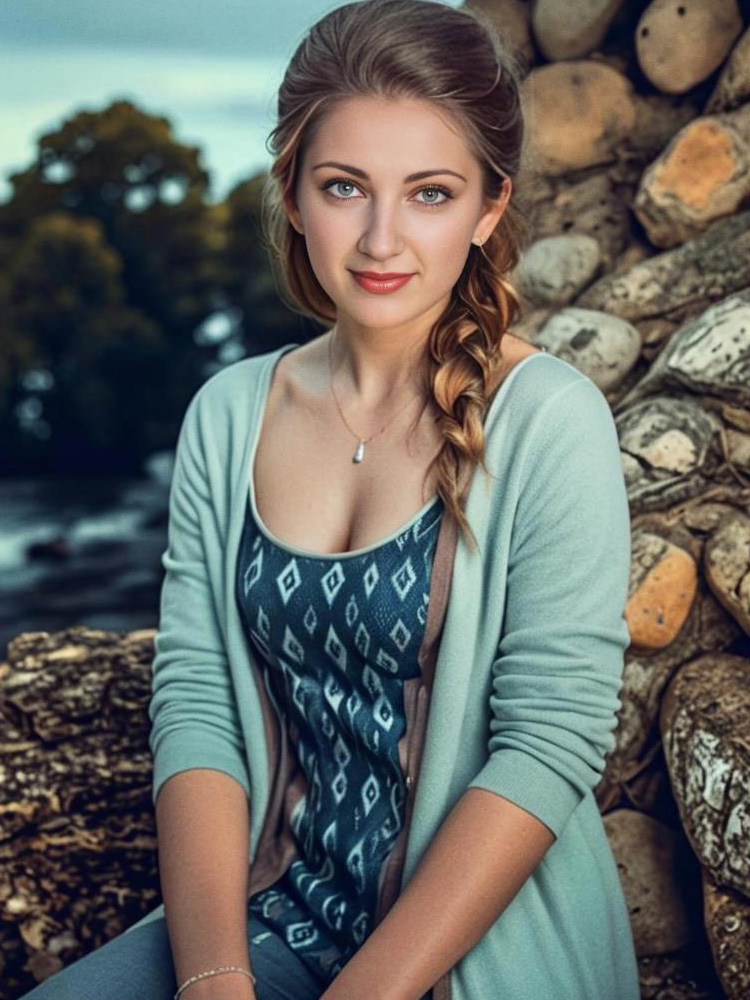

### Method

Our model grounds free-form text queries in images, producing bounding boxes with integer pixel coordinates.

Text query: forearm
[320,786,555,1000]
[156,768,254,1000]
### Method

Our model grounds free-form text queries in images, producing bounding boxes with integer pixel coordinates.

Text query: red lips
[350,272,415,294]
[352,271,414,278]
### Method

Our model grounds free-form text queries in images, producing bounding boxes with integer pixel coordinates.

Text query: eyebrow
[312,161,467,183]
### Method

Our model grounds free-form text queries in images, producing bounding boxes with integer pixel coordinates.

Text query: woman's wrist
[177,970,256,1000]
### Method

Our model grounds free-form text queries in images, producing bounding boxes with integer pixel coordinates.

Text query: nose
[357,197,405,259]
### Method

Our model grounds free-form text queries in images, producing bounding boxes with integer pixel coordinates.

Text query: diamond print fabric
[236,491,444,987]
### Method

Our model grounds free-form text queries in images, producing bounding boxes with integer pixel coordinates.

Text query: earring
[472,237,484,247]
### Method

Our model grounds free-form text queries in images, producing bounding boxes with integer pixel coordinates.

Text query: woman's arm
[149,383,257,999]
[319,787,553,1000]
[157,769,256,1000]
[322,375,631,1000]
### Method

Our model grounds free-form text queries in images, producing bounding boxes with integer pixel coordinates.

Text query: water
[0,470,172,659]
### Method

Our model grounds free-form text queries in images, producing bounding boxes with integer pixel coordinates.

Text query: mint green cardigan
[133,342,640,1000]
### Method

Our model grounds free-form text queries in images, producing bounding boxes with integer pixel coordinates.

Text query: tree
[0,211,172,472]
[2,99,220,330]
[0,100,232,472]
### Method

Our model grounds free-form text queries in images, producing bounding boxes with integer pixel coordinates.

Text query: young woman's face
[288,95,509,335]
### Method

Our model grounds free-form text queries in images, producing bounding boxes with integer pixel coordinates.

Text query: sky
[1,1,467,203]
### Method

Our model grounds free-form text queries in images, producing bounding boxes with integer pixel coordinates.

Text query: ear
[472,176,512,246]
[282,190,304,235]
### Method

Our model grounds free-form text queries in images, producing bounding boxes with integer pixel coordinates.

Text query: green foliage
[0,210,169,467]
[3,100,216,333]
[0,98,304,474]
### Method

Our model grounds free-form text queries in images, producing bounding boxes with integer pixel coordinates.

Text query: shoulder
[484,351,620,472]
[181,344,293,428]
[485,349,600,430]
[196,347,281,407]
[479,353,629,560]
[170,345,294,472]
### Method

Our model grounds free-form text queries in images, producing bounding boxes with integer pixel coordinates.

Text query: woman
[18,2,639,999]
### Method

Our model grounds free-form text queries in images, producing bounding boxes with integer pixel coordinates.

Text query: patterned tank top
[235,486,444,988]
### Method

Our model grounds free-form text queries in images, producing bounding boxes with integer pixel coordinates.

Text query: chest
[252,382,444,557]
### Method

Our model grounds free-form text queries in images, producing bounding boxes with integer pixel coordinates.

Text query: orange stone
[627,542,698,649]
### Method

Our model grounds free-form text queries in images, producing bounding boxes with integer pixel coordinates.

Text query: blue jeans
[15,910,324,1000]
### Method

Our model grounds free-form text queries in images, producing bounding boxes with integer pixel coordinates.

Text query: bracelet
[174,965,256,1000]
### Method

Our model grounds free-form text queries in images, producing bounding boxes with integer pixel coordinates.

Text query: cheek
[302,208,351,262]
[422,215,474,253]
[420,222,475,281]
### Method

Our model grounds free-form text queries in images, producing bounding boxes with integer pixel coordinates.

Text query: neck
[327,324,431,408]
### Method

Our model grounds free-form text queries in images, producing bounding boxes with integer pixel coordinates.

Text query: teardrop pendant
[352,440,365,463]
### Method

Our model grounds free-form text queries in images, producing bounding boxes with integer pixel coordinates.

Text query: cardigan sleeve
[466,375,631,841]
[148,385,251,807]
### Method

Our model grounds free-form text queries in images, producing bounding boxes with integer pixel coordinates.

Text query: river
[0,456,174,659]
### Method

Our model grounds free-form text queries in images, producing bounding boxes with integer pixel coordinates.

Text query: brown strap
[380,511,458,1000]
[418,507,459,695]
[432,973,451,1000]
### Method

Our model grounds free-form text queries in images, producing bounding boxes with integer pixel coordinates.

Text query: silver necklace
[327,330,423,464]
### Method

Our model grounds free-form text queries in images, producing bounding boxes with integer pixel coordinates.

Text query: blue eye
[415,186,452,207]
[320,178,453,209]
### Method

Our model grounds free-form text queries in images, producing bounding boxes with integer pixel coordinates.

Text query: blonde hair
[261,0,529,555]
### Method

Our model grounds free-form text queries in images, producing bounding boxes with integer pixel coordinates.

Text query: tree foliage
[0,98,304,474]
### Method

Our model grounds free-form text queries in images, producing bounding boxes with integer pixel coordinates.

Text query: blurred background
[0,0,360,654]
